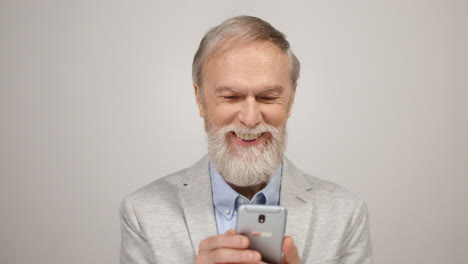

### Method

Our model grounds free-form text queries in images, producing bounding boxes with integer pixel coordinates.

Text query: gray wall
[0,1,466,263]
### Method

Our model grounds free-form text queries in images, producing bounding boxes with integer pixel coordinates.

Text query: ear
[194,84,206,117]
[287,86,296,118]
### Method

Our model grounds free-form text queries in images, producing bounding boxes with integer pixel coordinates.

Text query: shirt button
[224,208,230,215]
[237,197,245,204]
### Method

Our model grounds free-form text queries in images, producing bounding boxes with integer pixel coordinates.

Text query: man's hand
[196,230,301,264]
[281,236,301,264]
[195,229,262,264]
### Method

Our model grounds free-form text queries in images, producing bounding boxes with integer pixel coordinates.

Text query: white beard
[205,119,286,187]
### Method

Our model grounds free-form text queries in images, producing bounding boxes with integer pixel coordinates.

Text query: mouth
[230,131,266,145]
[233,132,262,141]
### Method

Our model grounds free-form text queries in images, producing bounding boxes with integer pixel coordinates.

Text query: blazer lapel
[280,157,315,259]
[180,155,218,255]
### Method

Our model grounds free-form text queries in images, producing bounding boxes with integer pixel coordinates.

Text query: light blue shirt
[209,161,282,234]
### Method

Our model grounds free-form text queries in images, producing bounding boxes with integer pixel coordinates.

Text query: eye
[223,96,239,100]
[259,96,277,101]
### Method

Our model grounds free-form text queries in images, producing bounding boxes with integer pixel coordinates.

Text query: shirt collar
[209,161,283,220]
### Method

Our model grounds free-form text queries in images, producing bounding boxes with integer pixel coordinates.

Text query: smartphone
[235,205,287,264]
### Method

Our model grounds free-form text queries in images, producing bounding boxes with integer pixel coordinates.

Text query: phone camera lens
[258,214,265,223]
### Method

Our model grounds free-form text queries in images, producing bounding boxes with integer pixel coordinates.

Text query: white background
[1,0,466,263]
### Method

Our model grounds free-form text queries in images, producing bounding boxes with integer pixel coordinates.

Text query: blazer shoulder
[122,155,209,207]
[307,174,368,216]
[123,167,189,205]
[285,158,364,205]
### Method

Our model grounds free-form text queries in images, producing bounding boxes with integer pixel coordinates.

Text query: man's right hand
[195,229,263,264]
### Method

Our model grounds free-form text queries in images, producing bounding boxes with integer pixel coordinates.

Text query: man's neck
[228,182,267,200]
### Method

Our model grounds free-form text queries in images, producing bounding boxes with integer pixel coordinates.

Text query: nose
[238,97,262,128]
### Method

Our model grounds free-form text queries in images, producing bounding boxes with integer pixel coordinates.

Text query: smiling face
[197,41,294,145]
[194,41,295,187]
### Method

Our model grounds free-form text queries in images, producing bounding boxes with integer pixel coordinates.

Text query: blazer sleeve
[120,197,155,264]
[339,200,373,264]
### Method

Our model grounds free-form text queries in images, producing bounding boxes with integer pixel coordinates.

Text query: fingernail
[253,252,261,260]
[240,237,247,247]
[244,251,256,260]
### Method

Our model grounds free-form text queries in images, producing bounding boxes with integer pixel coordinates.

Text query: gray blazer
[120,155,372,264]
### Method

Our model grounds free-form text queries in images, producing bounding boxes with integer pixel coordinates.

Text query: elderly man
[120,16,372,264]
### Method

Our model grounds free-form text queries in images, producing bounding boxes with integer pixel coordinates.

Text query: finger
[225,229,236,235]
[197,248,261,264]
[199,233,249,252]
[281,236,300,264]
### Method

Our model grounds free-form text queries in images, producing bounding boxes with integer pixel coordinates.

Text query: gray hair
[192,16,300,97]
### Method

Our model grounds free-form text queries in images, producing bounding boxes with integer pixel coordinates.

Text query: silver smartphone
[235,205,287,264]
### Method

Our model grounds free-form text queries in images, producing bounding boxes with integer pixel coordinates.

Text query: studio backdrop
[0,1,466,264]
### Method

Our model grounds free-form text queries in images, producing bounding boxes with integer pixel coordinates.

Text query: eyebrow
[259,86,284,93]
[215,86,240,93]
[215,85,284,93]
